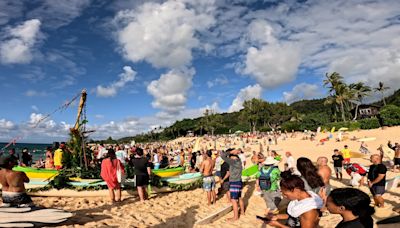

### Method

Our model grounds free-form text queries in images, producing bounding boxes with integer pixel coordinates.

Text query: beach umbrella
[338,127,348,131]
[234,130,244,134]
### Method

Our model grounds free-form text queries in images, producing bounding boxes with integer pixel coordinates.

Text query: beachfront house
[353,104,380,119]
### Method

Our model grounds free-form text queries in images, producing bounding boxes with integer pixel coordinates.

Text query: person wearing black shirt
[332,149,344,180]
[367,154,387,208]
[130,148,151,201]
[327,188,374,228]
[219,161,230,202]
[21,148,32,167]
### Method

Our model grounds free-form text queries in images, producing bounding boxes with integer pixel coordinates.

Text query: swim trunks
[203,176,216,191]
[229,181,243,200]
[2,191,34,207]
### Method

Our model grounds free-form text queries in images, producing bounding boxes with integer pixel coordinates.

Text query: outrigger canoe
[13,166,59,179]
[152,167,184,178]
[162,172,202,184]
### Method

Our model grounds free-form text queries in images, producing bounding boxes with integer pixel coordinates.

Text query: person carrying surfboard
[0,155,34,207]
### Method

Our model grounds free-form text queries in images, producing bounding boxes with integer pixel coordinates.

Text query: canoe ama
[152,167,184,177]
[12,166,58,179]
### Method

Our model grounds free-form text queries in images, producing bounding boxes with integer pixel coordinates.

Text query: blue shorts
[229,181,243,200]
[203,176,216,191]
[370,185,385,196]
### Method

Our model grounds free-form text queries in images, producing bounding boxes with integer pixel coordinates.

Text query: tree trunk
[340,101,346,122]
[353,104,359,120]
[382,93,386,106]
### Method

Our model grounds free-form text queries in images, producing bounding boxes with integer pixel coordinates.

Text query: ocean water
[0,142,52,162]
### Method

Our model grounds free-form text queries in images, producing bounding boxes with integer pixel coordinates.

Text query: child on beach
[332,149,344,180]
[221,149,244,221]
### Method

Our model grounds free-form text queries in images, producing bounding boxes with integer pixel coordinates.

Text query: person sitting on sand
[344,163,367,187]
[130,148,151,202]
[221,148,244,221]
[262,171,323,228]
[200,150,216,206]
[0,155,34,207]
[327,188,374,228]
[45,146,54,169]
[367,154,387,208]
[101,148,125,203]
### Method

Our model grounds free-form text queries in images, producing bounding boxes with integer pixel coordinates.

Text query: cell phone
[256,215,270,222]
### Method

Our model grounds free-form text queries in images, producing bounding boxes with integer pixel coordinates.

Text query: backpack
[259,166,277,190]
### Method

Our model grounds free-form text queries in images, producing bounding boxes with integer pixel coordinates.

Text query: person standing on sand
[256,157,281,215]
[219,160,231,203]
[394,146,400,172]
[53,142,65,170]
[130,148,151,202]
[45,146,54,169]
[341,145,351,164]
[0,155,34,207]
[101,148,125,203]
[332,149,344,180]
[200,150,216,205]
[221,148,244,221]
[317,157,332,195]
[367,154,387,208]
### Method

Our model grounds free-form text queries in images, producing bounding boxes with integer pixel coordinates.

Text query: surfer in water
[0,155,34,207]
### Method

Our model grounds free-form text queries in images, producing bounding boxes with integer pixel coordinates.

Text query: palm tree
[349,82,371,120]
[323,72,344,94]
[374,81,390,106]
[324,83,352,122]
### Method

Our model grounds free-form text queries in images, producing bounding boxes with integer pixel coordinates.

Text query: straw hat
[263,156,279,166]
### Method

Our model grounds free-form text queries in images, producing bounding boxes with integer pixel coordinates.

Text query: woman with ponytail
[327,188,374,228]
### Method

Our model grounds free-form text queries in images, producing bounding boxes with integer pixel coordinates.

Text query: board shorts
[229,181,243,200]
[395,158,400,166]
[334,167,342,173]
[203,176,216,191]
[2,191,34,207]
[136,174,149,187]
[370,185,385,196]
[343,158,350,163]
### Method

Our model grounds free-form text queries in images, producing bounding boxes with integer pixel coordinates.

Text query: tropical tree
[349,82,371,120]
[374,81,390,106]
[324,83,352,122]
[241,98,270,132]
[323,72,344,93]
[202,109,222,136]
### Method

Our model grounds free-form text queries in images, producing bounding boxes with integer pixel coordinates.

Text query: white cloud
[31,105,39,112]
[96,66,136,97]
[283,83,324,104]
[114,0,215,68]
[0,1,25,26]
[228,84,262,112]
[27,0,91,29]
[0,19,42,64]
[207,75,229,88]
[25,90,48,97]
[240,20,301,88]
[147,68,195,113]
[0,118,15,130]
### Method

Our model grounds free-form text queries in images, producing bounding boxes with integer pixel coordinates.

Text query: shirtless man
[317,157,332,200]
[200,150,216,205]
[0,155,34,207]
[394,146,400,172]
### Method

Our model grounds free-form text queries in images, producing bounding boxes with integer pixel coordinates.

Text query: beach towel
[101,158,125,189]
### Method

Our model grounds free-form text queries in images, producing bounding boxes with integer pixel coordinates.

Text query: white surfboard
[0,209,72,224]
[0,223,34,227]
[0,207,31,213]
[195,205,233,225]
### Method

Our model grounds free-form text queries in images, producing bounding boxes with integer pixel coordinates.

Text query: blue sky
[0,0,399,143]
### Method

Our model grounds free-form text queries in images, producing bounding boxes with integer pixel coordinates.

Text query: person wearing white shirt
[115,146,128,165]
[96,144,108,160]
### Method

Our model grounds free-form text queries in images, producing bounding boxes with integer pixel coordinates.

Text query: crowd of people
[0,131,398,228]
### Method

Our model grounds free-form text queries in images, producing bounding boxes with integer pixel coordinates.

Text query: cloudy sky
[0,0,399,143]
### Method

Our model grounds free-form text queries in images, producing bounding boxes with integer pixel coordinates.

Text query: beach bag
[259,167,276,191]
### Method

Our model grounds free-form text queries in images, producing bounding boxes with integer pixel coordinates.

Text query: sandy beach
[23,127,400,227]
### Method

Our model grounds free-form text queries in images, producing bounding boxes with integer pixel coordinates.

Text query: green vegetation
[98,74,400,144]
